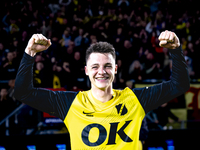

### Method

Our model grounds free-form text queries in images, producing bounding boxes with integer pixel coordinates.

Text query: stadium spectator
[33,61,45,87]
[186,42,195,61]
[0,88,16,121]
[0,51,18,80]
[120,40,134,73]
[113,59,126,89]
[0,87,16,135]
[144,52,161,79]
[128,60,145,82]
[183,52,195,79]
[135,46,147,65]
[62,61,73,90]
[112,27,125,49]
[0,43,6,66]
[139,28,148,45]
[70,51,87,90]
[7,79,16,102]
[59,0,72,7]
[48,1,60,15]
[74,28,89,47]
[162,47,172,81]
[52,62,63,89]
[61,44,74,64]
[59,29,71,48]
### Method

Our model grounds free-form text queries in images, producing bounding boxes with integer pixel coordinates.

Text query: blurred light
[166,140,175,150]
[148,148,157,150]
[148,147,164,150]
[27,145,36,150]
[167,146,175,150]
[0,146,6,150]
[56,144,66,150]
[166,139,174,146]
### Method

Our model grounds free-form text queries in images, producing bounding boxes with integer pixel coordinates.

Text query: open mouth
[95,77,109,81]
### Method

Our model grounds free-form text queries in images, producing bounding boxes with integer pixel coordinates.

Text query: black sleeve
[133,46,190,114]
[13,52,78,120]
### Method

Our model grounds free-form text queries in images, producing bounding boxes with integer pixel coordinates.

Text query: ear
[85,66,88,76]
[115,64,118,74]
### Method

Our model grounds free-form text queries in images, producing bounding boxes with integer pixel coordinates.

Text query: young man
[14,30,189,149]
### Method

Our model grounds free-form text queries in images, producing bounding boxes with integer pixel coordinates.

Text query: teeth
[97,78,107,80]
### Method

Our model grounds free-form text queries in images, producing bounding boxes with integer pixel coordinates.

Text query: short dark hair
[85,42,116,64]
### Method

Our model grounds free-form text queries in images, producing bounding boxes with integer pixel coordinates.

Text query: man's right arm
[13,34,78,120]
[14,52,55,114]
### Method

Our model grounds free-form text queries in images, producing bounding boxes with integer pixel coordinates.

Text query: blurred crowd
[0,0,199,133]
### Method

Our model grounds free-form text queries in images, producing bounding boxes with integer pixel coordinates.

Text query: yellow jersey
[64,87,145,149]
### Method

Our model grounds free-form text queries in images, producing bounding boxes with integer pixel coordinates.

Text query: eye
[105,65,112,68]
[92,66,98,69]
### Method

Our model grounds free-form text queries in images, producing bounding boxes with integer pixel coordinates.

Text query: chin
[96,83,111,90]
[96,85,107,89]
[91,79,113,90]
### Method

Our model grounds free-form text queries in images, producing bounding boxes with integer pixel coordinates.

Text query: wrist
[25,47,36,57]
[174,43,180,49]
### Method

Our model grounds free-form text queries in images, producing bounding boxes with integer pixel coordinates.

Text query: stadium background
[0,0,200,149]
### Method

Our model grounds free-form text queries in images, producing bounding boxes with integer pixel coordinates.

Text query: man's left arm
[133,30,190,113]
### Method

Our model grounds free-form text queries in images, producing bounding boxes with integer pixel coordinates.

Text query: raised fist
[158,30,180,49]
[25,34,51,57]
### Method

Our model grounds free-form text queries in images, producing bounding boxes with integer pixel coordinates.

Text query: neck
[91,85,113,103]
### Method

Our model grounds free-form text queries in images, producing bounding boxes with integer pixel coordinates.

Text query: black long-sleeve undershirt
[13,46,190,120]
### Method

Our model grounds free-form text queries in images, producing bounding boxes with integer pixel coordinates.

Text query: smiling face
[85,53,117,90]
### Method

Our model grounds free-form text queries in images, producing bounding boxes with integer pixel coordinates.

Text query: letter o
[81,123,107,146]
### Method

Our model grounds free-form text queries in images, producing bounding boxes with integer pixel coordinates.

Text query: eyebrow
[90,63,112,67]
[105,63,112,65]
[90,63,99,67]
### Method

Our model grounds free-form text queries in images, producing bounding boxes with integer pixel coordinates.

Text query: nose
[98,66,106,74]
